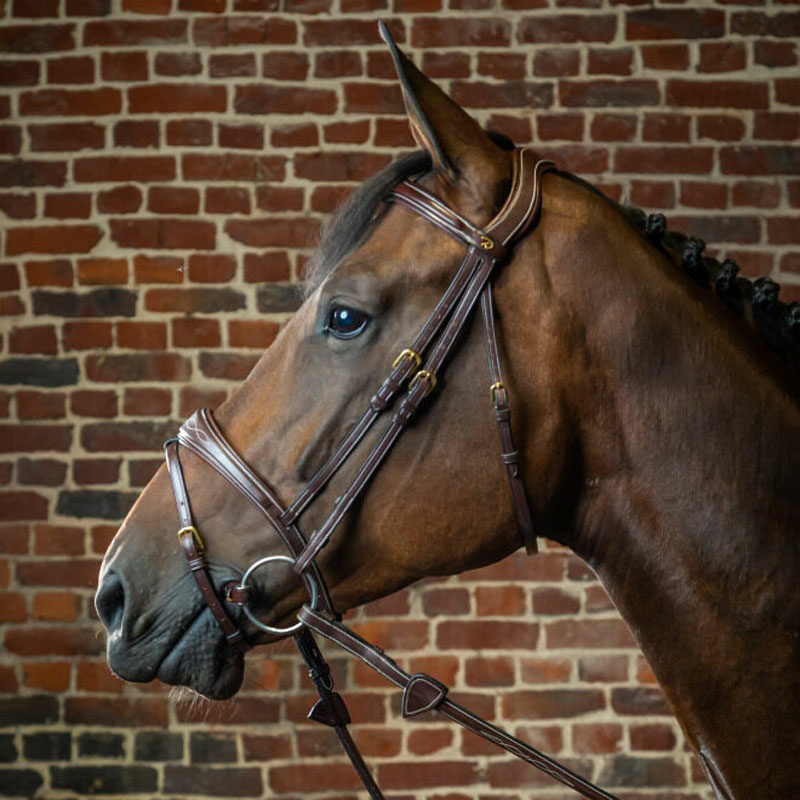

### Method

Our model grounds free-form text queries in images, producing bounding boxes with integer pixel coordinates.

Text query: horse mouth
[153,609,246,700]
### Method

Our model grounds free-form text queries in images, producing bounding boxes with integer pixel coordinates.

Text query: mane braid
[559,171,800,377]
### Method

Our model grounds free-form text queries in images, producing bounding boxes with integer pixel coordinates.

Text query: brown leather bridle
[163,150,619,800]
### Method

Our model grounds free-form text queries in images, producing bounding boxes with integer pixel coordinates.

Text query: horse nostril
[95,571,126,633]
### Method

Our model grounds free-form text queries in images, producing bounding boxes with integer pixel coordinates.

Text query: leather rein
[163,149,619,800]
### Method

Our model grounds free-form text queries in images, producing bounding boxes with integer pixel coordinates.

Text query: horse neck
[531,177,800,799]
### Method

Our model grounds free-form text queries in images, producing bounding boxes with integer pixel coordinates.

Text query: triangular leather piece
[401,674,447,718]
[307,693,351,727]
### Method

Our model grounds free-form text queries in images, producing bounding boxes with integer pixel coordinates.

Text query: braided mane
[560,170,800,378]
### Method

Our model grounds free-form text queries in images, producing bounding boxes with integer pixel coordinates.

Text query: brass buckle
[177,525,204,554]
[392,348,421,371]
[490,381,505,404]
[409,369,436,397]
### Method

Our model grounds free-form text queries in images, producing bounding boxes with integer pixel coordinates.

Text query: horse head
[95,32,574,701]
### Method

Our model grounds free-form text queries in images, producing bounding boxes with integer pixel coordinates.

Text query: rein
[163,150,619,800]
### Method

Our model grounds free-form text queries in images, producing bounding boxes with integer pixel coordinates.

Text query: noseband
[163,150,618,800]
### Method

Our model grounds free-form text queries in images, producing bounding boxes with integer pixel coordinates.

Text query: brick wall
[1,0,798,797]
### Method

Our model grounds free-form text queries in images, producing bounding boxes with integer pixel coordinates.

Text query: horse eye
[326,306,369,340]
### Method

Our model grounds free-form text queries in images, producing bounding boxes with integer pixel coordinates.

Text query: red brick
[303,19,401,47]
[642,113,690,142]
[117,321,167,350]
[465,656,515,687]
[0,125,21,155]
[83,19,186,46]
[699,41,747,73]
[123,388,171,416]
[422,587,470,616]
[407,729,452,756]
[732,181,781,209]
[225,216,319,248]
[412,18,510,47]
[697,114,746,142]
[243,252,290,282]
[487,114,533,145]
[20,88,121,116]
[6,224,101,255]
[0,60,40,86]
[630,723,677,751]
[629,180,675,209]
[193,16,295,46]
[533,48,579,77]
[270,123,318,148]
[615,147,713,174]
[591,113,636,141]
[641,43,689,71]
[70,390,117,417]
[255,185,303,211]
[323,119,369,145]
[209,53,255,78]
[588,47,632,75]
[17,457,66,486]
[76,257,128,285]
[10,325,58,355]
[0,23,75,53]
[2,163,67,195]
[114,120,159,148]
[235,85,336,115]
[262,51,308,81]
[187,253,235,282]
[172,318,221,348]
[218,123,264,150]
[147,186,199,215]
[502,689,605,720]
[519,14,616,43]
[16,390,65,419]
[166,119,212,147]
[373,118,415,147]
[74,155,174,183]
[0,193,36,219]
[680,181,728,210]
[768,217,800,245]
[46,55,94,84]
[73,458,121,485]
[755,40,796,68]
[110,218,216,250]
[63,321,112,350]
[667,79,768,109]
[270,764,364,794]
[578,654,629,682]
[626,8,725,40]
[0,264,21,292]
[85,353,190,382]
[545,618,636,648]
[65,0,114,14]
[721,146,800,175]
[182,153,284,182]
[76,662,126,693]
[65,697,168,727]
[573,723,623,754]
[128,84,226,114]
[520,656,572,684]
[123,0,172,12]
[754,112,800,141]
[475,585,526,616]
[228,320,279,349]
[97,185,142,214]
[154,52,201,77]
[378,762,478,791]
[33,591,81,621]
[560,80,659,108]
[437,620,539,650]
[23,662,69,692]
[314,51,361,78]
[44,191,92,219]
[205,186,251,215]
[531,586,581,615]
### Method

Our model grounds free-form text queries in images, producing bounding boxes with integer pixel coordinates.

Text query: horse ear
[379,21,506,187]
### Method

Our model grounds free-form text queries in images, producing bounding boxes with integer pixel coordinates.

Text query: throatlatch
[163,150,620,800]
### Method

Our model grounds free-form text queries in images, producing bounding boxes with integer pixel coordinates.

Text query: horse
[95,26,800,800]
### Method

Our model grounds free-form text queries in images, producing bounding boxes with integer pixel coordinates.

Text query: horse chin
[154,614,246,701]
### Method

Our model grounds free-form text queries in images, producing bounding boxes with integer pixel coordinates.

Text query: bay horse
[95,27,800,800]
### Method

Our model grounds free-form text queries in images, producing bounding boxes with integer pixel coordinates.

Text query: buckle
[490,381,505,404]
[409,369,436,397]
[177,525,204,554]
[392,348,421,372]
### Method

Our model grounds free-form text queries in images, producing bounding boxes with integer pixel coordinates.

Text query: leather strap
[299,606,619,800]
[164,440,251,653]
[481,287,538,554]
[176,410,336,618]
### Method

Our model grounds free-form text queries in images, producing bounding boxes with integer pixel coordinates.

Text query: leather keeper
[401,673,448,718]
[224,581,250,605]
